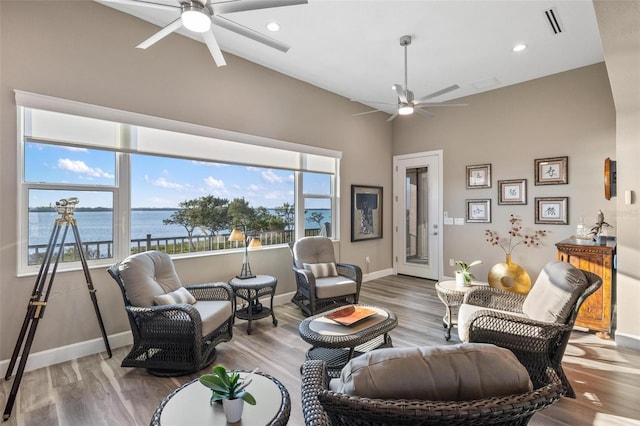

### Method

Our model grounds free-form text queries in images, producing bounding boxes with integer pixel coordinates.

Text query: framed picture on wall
[535,197,568,224]
[498,179,527,205]
[351,185,383,242]
[466,199,491,223]
[466,164,492,189]
[534,156,568,185]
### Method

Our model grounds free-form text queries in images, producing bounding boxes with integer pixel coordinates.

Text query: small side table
[229,275,278,335]
[435,280,487,341]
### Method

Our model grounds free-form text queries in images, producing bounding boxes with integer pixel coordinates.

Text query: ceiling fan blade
[416,84,460,103]
[392,84,407,103]
[386,112,399,122]
[415,108,436,117]
[136,17,183,49]
[202,30,227,66]
[212,15,289,52]
[99,0,178,12]
[416,103,468,107]
[212,0,307,15]
[350,99,396,106]
[353,109,383,117]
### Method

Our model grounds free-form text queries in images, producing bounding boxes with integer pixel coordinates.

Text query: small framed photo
[466,164,492,189]
[498,179,527,205]
[351,185,383,242]
[535,197,568,224]
[466,199,491,223]
[535,156,568,185]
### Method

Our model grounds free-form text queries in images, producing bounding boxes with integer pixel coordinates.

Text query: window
[17,91,340,274]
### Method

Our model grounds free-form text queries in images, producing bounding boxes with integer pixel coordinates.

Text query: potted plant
[199,365,257,423]
[454,260,482,287]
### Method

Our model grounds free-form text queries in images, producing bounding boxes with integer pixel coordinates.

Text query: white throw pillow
[153,286,197,305]
[303,262,338,278]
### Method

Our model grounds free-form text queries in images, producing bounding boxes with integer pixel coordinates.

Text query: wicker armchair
[107,251,234,376]
[289,237,362,316]
[301,358,565,426]
[458,262,602,398]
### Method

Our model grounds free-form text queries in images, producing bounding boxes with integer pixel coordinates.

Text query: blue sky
[26,143,329,209]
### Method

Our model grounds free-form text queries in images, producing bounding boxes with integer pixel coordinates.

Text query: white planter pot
[455,271,469,287]
[222,398,244,423]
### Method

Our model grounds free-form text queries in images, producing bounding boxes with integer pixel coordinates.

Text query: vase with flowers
[484,214,547,294]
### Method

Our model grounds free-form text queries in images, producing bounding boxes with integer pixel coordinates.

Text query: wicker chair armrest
[301,360,332,426]
[463,287,526,313]
[336,263,362,283]
[184,282,234,301]
[293,267,317,285]
[127,303,203,336]
[468,309,571,342]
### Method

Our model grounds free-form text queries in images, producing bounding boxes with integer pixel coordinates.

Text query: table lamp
[228,225,261,279]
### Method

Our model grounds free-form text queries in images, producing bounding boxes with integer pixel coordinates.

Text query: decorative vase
[222,398,244,423]
[455,271,469,287]
[488,254,531,294]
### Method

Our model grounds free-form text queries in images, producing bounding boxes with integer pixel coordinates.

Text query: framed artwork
[466,164,492,189]
[351,185,383,242]
[535,197,568,224]
[498,179,527,205]
[534,156,568,185]
[466,199,491,223]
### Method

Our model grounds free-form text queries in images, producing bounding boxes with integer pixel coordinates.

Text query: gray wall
[0,1,393,358]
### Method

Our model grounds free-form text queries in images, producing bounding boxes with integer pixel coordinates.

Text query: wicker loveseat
[458,261,602,397]
[107,251,235,376]
[301,343,566,426]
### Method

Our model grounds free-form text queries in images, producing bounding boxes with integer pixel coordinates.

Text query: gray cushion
[192,300,233,337]
[336,343,532,401]
[304,262,338,278]
[153,286,197,305]
[457,304,527,342]
[293,237,336,269]
[118,251,183,307]
[315,276,357,298]
[522,261,589,323]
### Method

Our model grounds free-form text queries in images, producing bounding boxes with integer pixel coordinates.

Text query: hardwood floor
[2,274,639,425]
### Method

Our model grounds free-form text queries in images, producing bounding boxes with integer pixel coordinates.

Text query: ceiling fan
[354,35,467,122]
[101,0,308,67]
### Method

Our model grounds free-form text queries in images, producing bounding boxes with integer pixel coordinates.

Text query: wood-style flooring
[2,274,639,425]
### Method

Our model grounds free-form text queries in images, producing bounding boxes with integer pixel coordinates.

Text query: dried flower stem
[485,214,547,255]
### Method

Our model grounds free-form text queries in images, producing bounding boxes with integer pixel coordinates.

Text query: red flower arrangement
[485,214,547,255]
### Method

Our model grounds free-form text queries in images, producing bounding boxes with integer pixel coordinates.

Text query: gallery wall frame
[535,196,568,225]
[466,164,492,189]
[466,199,491,223]
[534,156,568,185]
[351,185,383,242]
[498,179,527,205]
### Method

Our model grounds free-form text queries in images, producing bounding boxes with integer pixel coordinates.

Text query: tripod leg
[71,223,112,358]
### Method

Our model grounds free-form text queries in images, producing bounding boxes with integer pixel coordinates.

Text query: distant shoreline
[29,207,330,212]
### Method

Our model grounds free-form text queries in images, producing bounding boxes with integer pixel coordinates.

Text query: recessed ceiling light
[512,43,527,52]
[267,22,280,32]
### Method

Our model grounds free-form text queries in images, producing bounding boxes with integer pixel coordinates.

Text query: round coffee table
[229,275,278,335]
[298,304,397,377]
[435,280,488,341]
[150,370,290,426]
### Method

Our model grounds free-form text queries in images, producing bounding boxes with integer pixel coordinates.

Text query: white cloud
[204,176,225,189]
[57,158,114,179]
[192,160,227,167]
[261,170,285,184]
[144,174,190,190]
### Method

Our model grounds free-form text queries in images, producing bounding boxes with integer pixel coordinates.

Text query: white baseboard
[1,331,132,376]
[364,268,393,281]
[614,331,640,351]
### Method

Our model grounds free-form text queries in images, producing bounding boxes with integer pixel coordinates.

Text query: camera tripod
[3,198,112,421]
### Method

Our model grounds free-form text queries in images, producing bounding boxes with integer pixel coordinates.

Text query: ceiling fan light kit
[181,4,211,33]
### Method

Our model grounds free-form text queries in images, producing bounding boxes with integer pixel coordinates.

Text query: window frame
[17,92,340,276]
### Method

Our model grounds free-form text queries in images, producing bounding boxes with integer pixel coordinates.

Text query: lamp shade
[228,228,245,242]
[248,238,262,249]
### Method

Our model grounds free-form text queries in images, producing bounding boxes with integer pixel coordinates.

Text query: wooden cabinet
[555,239,616,338]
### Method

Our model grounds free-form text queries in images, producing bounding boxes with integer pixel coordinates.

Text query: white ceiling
[97,0,604,115]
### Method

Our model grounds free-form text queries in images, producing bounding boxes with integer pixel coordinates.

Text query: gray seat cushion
[192,300,233,337]
[315,276,358,298]
[335,343,532,401]
[118,251,182,307]
[522,261,589,323]
[457,304,527,342]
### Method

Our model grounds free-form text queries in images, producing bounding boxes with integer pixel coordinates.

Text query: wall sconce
[228,225,261,279]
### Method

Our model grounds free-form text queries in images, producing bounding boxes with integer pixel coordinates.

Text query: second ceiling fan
[355,35,467,121]
[101,0,307,67]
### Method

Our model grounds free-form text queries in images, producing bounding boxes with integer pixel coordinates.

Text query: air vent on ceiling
[544,7,563,34]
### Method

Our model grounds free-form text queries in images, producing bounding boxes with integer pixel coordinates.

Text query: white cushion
[153,287,196,305]
[192,300,233,337]
[119,251,182,307]
[522,261,589,323]
[336,343,532,401]
[304,262,338,278]
[458,304,526,342]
